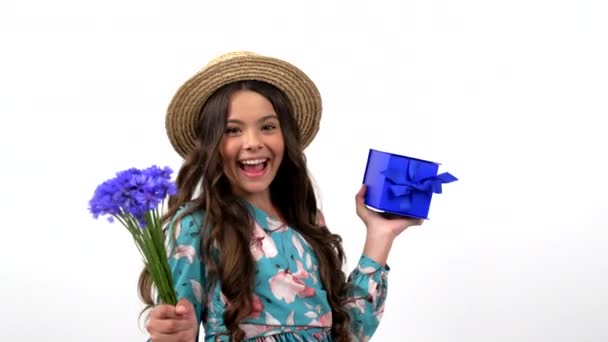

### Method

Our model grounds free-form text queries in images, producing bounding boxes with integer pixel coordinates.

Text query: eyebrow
[226,114,279,124]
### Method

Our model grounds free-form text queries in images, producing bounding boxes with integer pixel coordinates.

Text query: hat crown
[207,51,259,67]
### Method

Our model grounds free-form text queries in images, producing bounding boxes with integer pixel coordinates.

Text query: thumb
[175,298,194,317]
[355,184,369,218]
[355,184,367,207]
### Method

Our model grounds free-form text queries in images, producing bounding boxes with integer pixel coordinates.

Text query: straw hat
[165,51,322,158]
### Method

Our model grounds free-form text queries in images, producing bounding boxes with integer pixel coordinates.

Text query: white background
[1,0,607,341]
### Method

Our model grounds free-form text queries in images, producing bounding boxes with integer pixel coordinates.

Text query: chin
[237,180,273,194]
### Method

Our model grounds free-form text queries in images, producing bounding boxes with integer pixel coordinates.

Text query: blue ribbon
[380,160,458,210]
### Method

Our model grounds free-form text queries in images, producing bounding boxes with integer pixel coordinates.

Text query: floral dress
[161,203,390,342]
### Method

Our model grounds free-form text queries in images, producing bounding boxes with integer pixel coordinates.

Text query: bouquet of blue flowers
[88,165,178,305]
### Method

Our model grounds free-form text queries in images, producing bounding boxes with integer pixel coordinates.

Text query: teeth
[241,159,266,165]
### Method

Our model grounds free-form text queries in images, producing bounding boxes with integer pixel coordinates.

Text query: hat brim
[166,53,322,158]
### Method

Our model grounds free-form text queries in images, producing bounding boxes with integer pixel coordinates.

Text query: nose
[244,130,263,151]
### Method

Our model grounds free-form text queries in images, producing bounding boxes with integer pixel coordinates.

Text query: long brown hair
[138,80,352,341]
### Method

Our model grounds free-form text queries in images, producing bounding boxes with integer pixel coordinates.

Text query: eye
[262,124,277,131]
[225,127,241,135]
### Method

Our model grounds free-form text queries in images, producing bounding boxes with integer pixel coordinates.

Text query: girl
[140,52,422,342]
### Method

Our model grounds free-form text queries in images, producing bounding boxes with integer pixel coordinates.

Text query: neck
[237,189,277,217]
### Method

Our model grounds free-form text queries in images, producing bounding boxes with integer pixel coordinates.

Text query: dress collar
[244,201,287,232]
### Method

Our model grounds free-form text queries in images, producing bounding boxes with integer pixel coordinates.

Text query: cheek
[220,139,238,164]
[272,132,285,155]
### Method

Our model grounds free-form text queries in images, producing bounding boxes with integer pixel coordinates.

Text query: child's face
[220,89,285,199]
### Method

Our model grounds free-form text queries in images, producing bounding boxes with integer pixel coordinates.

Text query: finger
[149,329,195,342]
[149,304,178,320]
[404,218,424,227]
[147,317,193,335]
[175,298,195,317]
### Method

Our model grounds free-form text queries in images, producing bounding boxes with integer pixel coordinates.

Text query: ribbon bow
[380,160,458,210]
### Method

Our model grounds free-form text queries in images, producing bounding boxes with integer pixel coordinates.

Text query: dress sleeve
[344,254,390,341]
[316,209,389,341]
[165,209,207,330]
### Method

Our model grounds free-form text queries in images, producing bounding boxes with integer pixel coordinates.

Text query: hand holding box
[362,149,458,219]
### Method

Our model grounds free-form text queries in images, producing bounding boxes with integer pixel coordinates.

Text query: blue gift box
[362,149,458,219]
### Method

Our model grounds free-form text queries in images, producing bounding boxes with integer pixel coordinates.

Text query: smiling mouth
[239,158,269,177]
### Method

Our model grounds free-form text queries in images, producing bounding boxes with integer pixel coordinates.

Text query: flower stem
[117,211,177,305]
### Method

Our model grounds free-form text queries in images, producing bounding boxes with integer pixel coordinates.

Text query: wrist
[366,224,398,242]
[362,232,394,266]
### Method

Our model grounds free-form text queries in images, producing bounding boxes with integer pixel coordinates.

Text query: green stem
[114,209,177,305]
[143,210,177,305]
